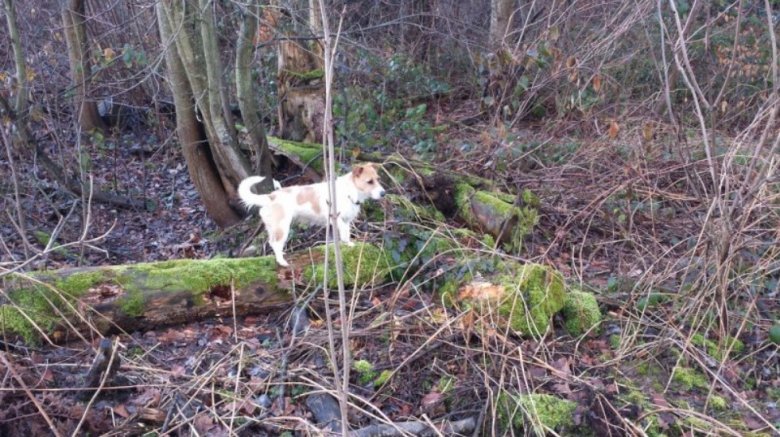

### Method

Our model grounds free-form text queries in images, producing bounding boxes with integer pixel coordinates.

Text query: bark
[156,2,241,227]
[61,0,106,132]
[275,4,325,143]
[236,0,275,193]
[3,0,27,124]
[197,0,253,190]
[158,0,253,224]
[484,0,514,115]
[489,0,514,51]
[0,243,391,344]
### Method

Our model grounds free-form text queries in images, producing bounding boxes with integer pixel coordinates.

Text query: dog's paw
[276,258,290,267]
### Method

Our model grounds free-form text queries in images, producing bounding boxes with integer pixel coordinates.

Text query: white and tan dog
[238,164,385,266]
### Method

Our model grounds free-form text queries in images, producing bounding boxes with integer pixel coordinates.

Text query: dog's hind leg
[267,224,291,267]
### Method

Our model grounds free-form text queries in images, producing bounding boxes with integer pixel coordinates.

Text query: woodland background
[0,0,779,435]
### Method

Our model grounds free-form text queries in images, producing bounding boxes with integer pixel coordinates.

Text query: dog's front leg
[337,219,354,247]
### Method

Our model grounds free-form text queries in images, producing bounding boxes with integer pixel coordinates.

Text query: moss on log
[451,262,567,336]
[0,243,391,344]
[454,184,538,253]
[561,289,602,336]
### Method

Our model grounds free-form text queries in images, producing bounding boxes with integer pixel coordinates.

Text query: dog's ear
[353,165,364,177]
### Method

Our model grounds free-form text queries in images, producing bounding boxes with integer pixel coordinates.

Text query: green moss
[455,184,538,254]
[438,277,462,307]
[352,359,376,385]
[33,231,70,257]
[497,392,577,433]
[0,305,43,344]
[437,375,456,393]
[33,230,51,245]
[723,336,745,355]
[691,333,745,360]
[303,242,391,288]
[770,324,780,344]
[671,366,709,391]
[635,292,666,311]
[454,184,478,225]
[353,359,374,373]
[282,68,324,81]
[494,263,566,336]
[0,257,279,343]
[116,257,278,299]
[561,290,602,336]
[120,290,145,317]
[609,334,621,349]
[682,415,711,432]
[635,361,665,379]
[0,270,104,343]
[624,389,648,406]
[55,270,103,295]
[522,189,541,209]
[267,136,324,173]
[457,262,566,336]
[374,370,393,387]
[709,395,727,411]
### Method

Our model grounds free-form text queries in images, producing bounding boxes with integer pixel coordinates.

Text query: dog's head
[351,163,385,200]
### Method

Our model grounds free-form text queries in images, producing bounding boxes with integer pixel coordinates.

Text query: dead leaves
[592,75,602,93]
[457,280,506,301]
[607,119,620,140]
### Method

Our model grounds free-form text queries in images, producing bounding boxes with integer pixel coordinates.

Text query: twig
[72,338,120,436]
[318,2,351,434]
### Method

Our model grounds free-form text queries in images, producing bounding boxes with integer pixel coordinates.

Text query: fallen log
[0,243,391,344]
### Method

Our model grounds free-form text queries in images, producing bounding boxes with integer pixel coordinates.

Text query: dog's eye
[368,180,375,185]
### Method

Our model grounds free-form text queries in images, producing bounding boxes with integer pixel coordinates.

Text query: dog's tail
[238,176,271,209]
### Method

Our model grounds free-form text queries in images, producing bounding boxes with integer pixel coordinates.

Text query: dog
[238,163,386,266]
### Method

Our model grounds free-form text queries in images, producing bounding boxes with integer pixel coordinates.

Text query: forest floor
[1,99,778,435]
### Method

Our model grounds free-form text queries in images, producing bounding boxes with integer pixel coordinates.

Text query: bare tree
[236,0,276,184]
[157,0,275,226]
[61,0,106,132]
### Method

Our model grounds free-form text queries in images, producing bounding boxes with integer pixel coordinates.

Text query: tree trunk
[156,2,241,227]
[489,0,514,51]
[158,1,257,220]
[196,0,253,190]
[236,0,275,193]
[61,0,106,132]
[3,0,27,126]
[482,0,517,117]
[275,3,325,143]
[0,243,391,344]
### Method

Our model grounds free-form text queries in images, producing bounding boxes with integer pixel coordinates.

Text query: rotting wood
[0,243,391,344]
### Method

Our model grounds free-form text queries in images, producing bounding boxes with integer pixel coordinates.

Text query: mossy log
[266,137,538,252]
[0,243,391,344]
[443,261,567,337]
